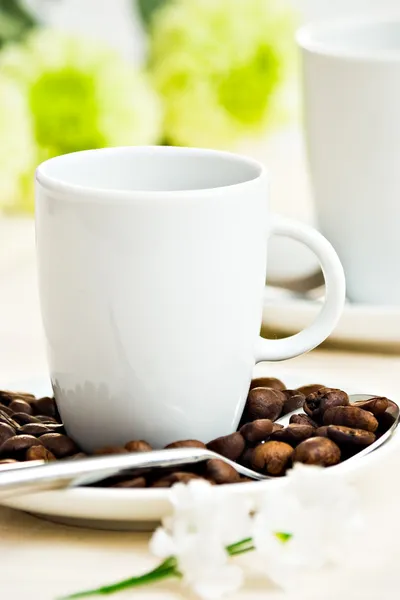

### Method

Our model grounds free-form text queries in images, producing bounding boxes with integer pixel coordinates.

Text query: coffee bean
[281,390,306,415]
[26,445,56,461]
[18,423,53,436]
[0,412,18,428]
[93,446,127,456]
[250,377,286,391]
[293,437,341,467]
[251,441,293,476]
[315,426,330,437]
[271,423,284,432]
[327,425,376,447]
[290,413,318,428]
[0,391,35,406]
[385,399,398,415]
[12,413,41,425]
[31,396,58,418]
[112,477,147,488]
[165,440,206,450]
[270,424,314,446]
[36,415,59,424]
[0,405,14,416]
[125,440,153,452]
[238,447,254,468]
[39,433,79,458]
[9,399,33,415]
[46,424,65,433]
[207,432,245,461]
[323,406,378,432]
[353,397,389,416]
[98,467,152,487]
[304,388,349,420]
[152,472,204,488]
[245,388,285,422]
[69,453,88,460]
[296,384,325,396]
[239,419,273,443]
[206,459,240,484]
[17,391,36,400]
[0,423,16,446]
[377,410,396,435]
[0,435,43,458]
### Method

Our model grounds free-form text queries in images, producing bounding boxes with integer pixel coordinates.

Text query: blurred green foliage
[136,0,169,28]
[0,0,37,47]
[148,0,296,148]
[0,28,162,213]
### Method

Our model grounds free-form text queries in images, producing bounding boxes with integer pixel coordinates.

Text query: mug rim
[35,145,267,202]
[297,17,400,62]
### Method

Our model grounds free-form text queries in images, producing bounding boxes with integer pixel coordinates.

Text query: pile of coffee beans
[0,378,396,487]
[0,390,80,463]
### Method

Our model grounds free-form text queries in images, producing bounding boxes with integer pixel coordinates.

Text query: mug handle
[255,215,346,362]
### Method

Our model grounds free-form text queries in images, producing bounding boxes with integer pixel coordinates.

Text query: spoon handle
[0,447,268,500]
[0,449,210,499]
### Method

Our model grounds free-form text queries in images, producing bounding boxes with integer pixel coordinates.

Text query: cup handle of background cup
[255,215,346,362]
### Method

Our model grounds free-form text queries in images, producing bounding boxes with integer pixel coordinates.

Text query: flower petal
[149,527,176,558]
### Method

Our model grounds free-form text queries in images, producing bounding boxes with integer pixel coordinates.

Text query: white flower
[0,29,162,213]
[252,464,364,588]
[149,466,363,597]
[150,480,252,599]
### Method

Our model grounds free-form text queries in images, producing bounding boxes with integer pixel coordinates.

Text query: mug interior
[36,146,262,193]
[297,19,400,59]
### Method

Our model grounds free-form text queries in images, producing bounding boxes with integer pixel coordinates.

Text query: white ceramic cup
[35,146,345,450]
[298,18,400,305]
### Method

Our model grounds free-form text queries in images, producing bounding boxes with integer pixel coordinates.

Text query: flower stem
[61,533,291,598]
[226,537,255,556]
[225,532,291,557]
[60,557,180,599]
[226,537,252,552]
[229,544,255,556]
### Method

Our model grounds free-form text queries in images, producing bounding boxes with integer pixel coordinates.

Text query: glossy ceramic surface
[298,19,400,305]
[35,146,345,450]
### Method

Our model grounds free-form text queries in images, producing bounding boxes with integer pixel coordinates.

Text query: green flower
[0,29,163,212]
[149,0,296,148]
[0,76,35,211]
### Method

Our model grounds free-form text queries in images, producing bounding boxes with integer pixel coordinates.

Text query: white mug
[35,146,345,450]
[298,18,400,305]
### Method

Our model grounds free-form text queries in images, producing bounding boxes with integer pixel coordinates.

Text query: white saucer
[262,287,400,349]
[0,374,398,530]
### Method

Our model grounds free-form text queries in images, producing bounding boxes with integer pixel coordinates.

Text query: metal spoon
[0,394,397,500]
